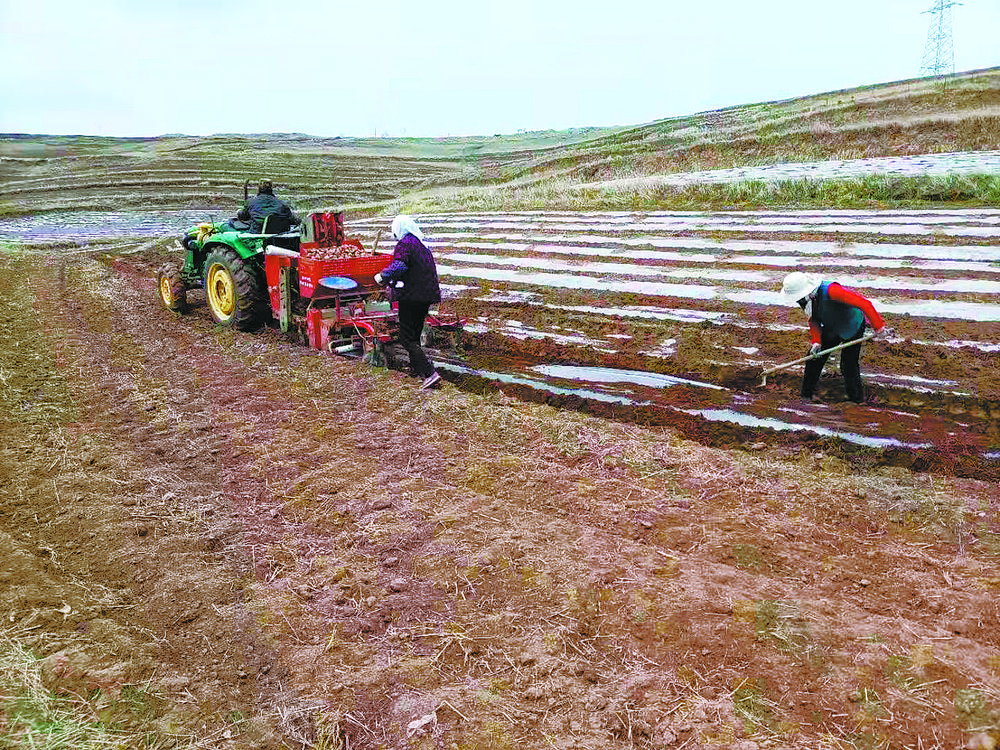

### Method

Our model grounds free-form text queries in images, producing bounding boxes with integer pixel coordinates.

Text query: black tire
[419,325,434,348]
[202,246,267,330]
[362,338,387,368]
[156,264,187,313]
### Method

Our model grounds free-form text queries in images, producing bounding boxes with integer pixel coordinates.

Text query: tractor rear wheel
[203,247,267,330]
[362,338,387,368]
[156,264,187,313]
[421,325,459,350]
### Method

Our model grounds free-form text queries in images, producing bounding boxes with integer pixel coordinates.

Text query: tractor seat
[261,214,300,251]
[261,214,293,234]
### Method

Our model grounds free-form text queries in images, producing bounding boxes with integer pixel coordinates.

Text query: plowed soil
[345,209,1000,480]
[2,233,999,750]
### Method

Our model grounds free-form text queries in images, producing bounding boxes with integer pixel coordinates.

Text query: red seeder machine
[160,210,464,368]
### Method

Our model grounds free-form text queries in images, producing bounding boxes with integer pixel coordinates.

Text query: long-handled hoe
[759,334,875,386]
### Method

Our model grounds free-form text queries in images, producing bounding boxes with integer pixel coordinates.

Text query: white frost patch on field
[450,265,1000,321]
[439,252,771,282]
[647,338,679,357]
[425,235,1000,264]
[390,207,1000,228]
[682,408,933,450]
[725,255,1000,274]
[445,252,1000,294]
[673,220,1000,238]
[435,264,717,299]
[697,213,1000,227]
[478,290,542,304]
[634,215,1000,236]
[385,229,1000,265]
[824,275,1000,294]
[914,338,1000,353]
[729,239,1000,262]
[548,304,727,323]
[448,240,722,264]
[867,373,958,386]
[717,209,1000,221]
[435,362,642,406]
[487,322,607,348]
[726,290,1000,321]
[442,251,664,277]
[417,217,1000,238]
[735,346,760,355]
[350,207,1000,227]
[473,292,730,325]
[352,210,1000,326]
[428,240,532,251]
[440,283,478,294]
[533,365,725,390]
[880,299,1000,321]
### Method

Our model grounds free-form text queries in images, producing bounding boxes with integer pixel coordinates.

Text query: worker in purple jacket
[374,215,442,389]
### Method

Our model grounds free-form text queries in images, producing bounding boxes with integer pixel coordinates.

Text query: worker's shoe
[420,371,442,390]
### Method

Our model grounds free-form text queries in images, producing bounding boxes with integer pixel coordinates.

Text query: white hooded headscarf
[391,215,424,242]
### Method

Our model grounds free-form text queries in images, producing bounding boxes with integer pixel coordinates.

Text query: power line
[919,0,962,77]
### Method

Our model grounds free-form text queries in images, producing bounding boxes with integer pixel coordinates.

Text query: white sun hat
[781,272,821,303]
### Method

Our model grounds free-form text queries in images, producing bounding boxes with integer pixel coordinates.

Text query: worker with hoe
[374,215,442,390]
[230,180,300,233]
[781,272,891,404]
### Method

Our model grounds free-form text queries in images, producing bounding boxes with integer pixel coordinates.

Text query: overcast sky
[1,0,997,138]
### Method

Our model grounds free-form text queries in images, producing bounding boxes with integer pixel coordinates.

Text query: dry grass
[0,628,180,750]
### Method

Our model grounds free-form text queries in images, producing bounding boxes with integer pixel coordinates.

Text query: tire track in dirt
[9,251,342,747]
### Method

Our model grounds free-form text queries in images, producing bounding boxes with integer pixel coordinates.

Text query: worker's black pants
[801,326,866,403]
[396,300,434,379]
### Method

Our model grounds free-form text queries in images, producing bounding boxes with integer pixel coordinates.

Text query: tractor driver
[230,180,300,233]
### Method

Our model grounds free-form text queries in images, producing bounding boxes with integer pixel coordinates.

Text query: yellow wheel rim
[159,276,173,305]
[207,263,235,320]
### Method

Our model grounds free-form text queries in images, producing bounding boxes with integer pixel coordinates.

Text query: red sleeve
[808,320,821,345]
[827,283,885,330]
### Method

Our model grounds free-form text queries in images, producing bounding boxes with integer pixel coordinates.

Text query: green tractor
[157,181,300,330]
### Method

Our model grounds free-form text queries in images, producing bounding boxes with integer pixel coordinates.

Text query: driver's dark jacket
[237,194,299,233]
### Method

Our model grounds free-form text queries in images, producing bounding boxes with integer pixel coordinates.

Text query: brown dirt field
[1,238,998,750]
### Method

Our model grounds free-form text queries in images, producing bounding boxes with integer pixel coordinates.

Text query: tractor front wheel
[156,264,187,313]
[203,247,266,330]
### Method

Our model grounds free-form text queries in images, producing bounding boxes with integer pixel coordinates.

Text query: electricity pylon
[919,0,961,78]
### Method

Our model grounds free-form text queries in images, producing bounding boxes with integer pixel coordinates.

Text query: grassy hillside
[509,67,1000,182]
[1,67,998,218]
